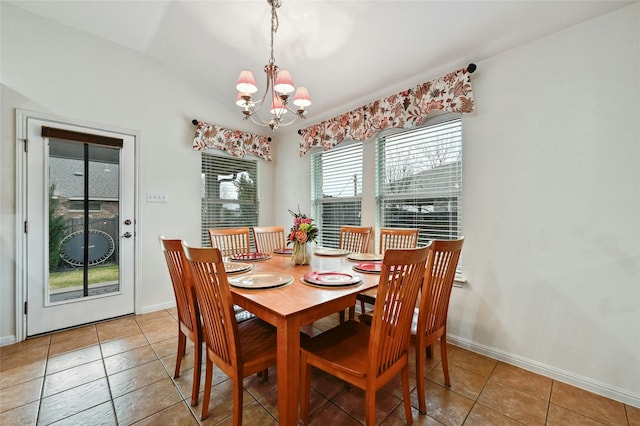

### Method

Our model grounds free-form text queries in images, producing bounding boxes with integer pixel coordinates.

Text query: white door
[24,117,136,336]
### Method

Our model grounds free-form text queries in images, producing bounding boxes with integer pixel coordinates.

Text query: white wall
[1,1,638,407]
[274,4,640,405]
[0,4,275,339]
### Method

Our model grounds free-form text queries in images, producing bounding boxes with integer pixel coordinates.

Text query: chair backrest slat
[339,226,373,253]
[368,246,429,377]
[208,227,251,257]
[253,226,286,253]
[379,228,419,254]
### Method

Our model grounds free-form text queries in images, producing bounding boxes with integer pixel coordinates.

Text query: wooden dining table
[228,249,380,426]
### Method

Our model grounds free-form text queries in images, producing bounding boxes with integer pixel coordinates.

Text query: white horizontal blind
[376,116,463,249]
[201,153,258,247]
[311,142,363,248]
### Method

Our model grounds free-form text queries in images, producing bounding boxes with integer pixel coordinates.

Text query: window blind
[311,142,363,248]
[376,117,463,248]
[201,153,258,247]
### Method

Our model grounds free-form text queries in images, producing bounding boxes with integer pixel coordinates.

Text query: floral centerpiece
[287,208,318,265]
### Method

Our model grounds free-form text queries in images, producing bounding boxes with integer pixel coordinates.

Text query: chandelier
[235,0,311,131]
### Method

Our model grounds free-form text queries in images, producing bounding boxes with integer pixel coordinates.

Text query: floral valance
[192,120,272,161]
[297,66,475,156]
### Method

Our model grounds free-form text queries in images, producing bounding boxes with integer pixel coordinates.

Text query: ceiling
[6,0,634,130]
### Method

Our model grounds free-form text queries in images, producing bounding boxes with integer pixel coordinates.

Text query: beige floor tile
[150,336,183,359]
[290,387,330,420]
[627,404,640,425]
[141,325,179,344]
[464,403,526,426]
[302,399,362,426]
[488,362,553,401]
[43,359,105,397]
[100,333,149,358]
[0,400,39,426]
[104,345,158,375]
[49,326,99,356]
[427,363,488,401]
[96,316,142,342]
[193,379,256,425]
[416,381,475,426]
[331,383,402,425]
[113,377,183,425]
[0,360,46,389]
[546,403,607,425]
[216,400,279,426]
[307,367,350,400]
[382,404,446,425]
[0,335,50,357]
[132,401,199,426]
[551,381,628,426]
[38,378,111,425]
[0,345,49,372]
[46,344,102,374]
[447,347,497,378]
[48,401,117,426]
[478,382,548,425]
[108,359,169,398]
[0,377,43,413]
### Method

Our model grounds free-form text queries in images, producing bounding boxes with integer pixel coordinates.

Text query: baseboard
[138,301,176,315]
[0,335,17,347]
[447,334,640,408]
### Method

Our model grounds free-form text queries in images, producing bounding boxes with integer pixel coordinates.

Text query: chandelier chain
[269,1,279,65]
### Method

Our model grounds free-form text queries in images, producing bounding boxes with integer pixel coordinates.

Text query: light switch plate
[146,192,168,203]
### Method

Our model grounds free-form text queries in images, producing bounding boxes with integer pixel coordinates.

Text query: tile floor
[1,309,638,425]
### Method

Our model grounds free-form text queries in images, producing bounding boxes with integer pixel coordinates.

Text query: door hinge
[24,301,28,315]
[24,221,28,233]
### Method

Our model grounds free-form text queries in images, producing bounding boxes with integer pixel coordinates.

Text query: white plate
[228,272,293,289]
[347,252,384,262]
[314,247,350,257]
[223,262,252,274]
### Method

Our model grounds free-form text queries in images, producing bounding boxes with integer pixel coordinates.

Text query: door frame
[15,109,140,341]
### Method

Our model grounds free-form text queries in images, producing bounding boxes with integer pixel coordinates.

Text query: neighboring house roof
[389,160,462,196]
[50,158,119,199]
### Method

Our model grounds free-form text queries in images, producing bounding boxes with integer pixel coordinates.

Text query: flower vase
[291,242,311,265]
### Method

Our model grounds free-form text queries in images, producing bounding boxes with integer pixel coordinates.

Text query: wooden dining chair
[413,238,464,414]
[339,225,373,253]
[252,225,286,253]
[300,246,430,426]
[158,236,202,407]
[354,227,421,318]
[182,243,278,423]
[339,226,373,322]
[208,227,251,257]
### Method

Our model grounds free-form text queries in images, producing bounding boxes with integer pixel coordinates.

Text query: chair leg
[416,341,427,414]
[338,310,346,323]
[174,330,186,378]
[348,305,355,320]
[402,364,413,426]
[233,376,243,426]
[299,353,312,424]
[440,335,451,387]
[365,384,377,426]
[200,358,213,420]
[360,299,366,314]
[190,337,202,406]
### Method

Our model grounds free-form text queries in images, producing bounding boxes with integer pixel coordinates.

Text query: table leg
[277,317,300,426]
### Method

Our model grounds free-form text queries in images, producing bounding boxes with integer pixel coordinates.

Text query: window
[376,116,462,247]
[201,153,258,246]
[311,142,363,247]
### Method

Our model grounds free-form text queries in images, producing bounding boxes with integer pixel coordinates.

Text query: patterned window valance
[192,120,272,161]
[297,65,475,156]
